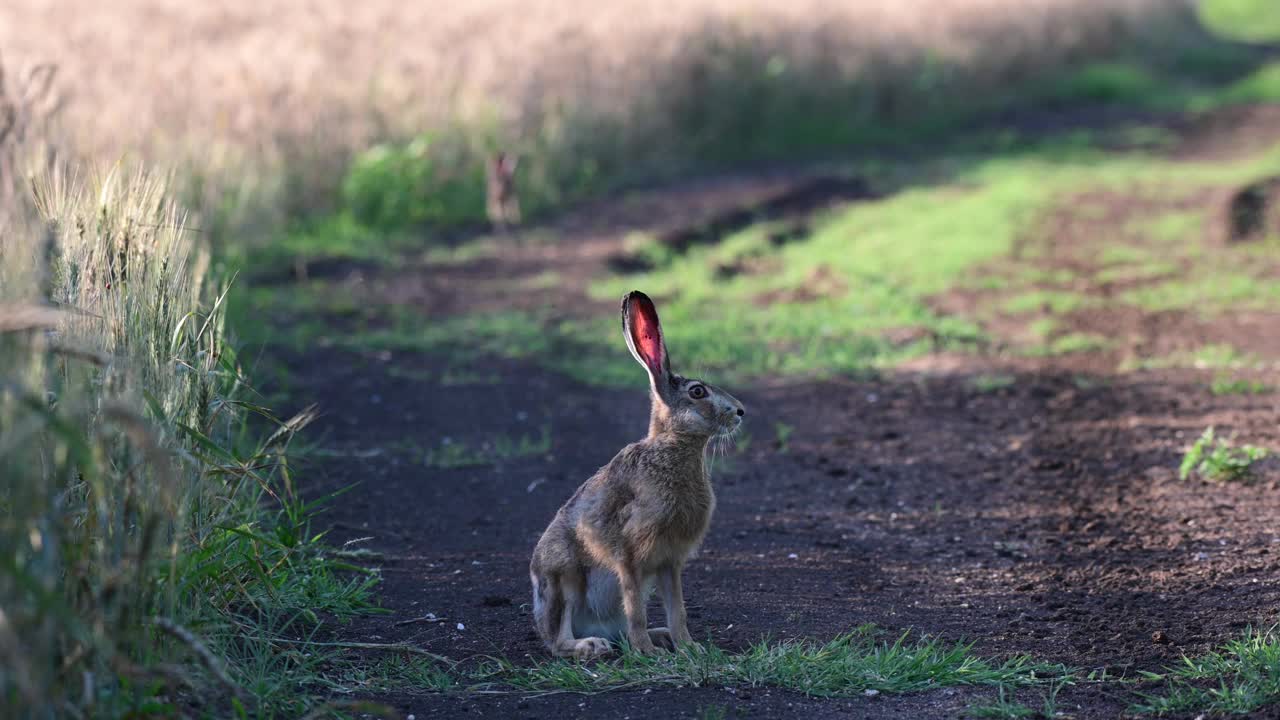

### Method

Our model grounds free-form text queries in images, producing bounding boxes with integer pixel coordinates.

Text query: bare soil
[259,106,1280,719]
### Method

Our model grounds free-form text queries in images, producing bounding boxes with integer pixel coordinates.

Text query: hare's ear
[621,290,670,384]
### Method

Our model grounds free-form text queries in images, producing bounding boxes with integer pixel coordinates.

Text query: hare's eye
[688,384,707,399]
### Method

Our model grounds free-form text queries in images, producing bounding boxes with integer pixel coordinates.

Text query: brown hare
[485,151,521,231]
[530,291,745,659]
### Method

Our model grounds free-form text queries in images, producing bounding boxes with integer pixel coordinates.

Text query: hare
[485,151,521,231]
[530,291,745,659]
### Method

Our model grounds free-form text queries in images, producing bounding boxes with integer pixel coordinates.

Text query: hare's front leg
[657,563,696,647]
[618,564,657,654]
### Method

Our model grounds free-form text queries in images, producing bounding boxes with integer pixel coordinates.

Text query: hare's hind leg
[533,570,611,660]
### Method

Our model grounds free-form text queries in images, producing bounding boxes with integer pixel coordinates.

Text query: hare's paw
[573,637,613,660]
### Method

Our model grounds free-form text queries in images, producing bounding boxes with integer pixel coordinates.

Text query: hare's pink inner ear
[624,292,668,378]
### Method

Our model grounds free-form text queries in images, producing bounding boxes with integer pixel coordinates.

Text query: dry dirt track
[261,108,1280,719]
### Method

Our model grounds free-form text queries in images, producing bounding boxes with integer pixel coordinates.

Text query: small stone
[1152,630,1171,644]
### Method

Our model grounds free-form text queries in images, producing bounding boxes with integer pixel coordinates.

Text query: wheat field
[1,0,1197,225]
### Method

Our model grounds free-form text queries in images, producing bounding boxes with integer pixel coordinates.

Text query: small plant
[774,422,794,453]
[1211,375,1270,396]
[1039,679,1063,718]
[1179,427,1268,482]
[331,655,454,694]
[968,687,1035,718]
[493,425,553,460]
[697,705,729,720]
[414,428,553,469]
[971,374,1016,393]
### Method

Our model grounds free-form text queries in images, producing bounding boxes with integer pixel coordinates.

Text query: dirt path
[259,108,1280,719]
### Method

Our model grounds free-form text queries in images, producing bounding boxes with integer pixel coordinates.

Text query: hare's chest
[647,482,716,557]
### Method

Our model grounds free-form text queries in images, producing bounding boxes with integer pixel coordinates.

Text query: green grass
[1134,627,1280,715]
[1223,62,1280,104]
[971,374,1017,393]
[1199,0,1280,44]
[1,167,380,717]
[1211,375,1271,395]
[968,687,1036,719]
[476,627,1071,698]
[1000,290,1093,315]
[1047,332,1113,355]
[1122,343,1262,372]
[327,654,456,694]
[1121,271,1280,312]
[968,680,1064,719]
[237,135,1280,383]
[1179,426,1269,483]
[381,427,553,468]
[1141,210,1207,244]
[587,154,1064,379]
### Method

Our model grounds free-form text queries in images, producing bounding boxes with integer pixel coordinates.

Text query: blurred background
[2,0,1280,717]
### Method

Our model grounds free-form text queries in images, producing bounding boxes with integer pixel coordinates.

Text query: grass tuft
[1179,427,1268,483]
[1,165,380,716]
[1134,626,1280,715]
[1210,375,1271,396]
[476,627,1071,698]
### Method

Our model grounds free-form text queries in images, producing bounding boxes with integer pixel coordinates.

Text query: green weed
[1199,0,1280,43]
[971,374,1017,393]
[774,422,795,453]
[969,679,1064,719]
[1179,427,1268,483]
[390,427,553,469]
[1210,375,1270,396]
[968,687,1036,719]
[493,425,554,460]
[327,654,455,694]
[1134,626,1280,715]
[1000,290,1093,315]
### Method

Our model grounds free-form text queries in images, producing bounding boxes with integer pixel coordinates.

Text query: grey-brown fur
[529,291,745,658]
[485,151,520,231]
